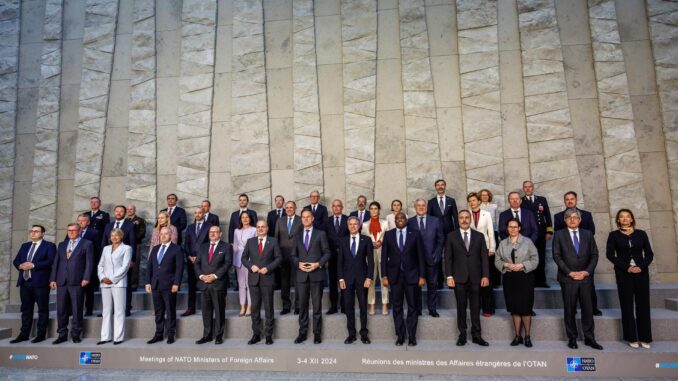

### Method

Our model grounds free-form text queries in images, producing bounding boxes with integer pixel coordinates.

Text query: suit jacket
[194,240,232,291]
[266,209,284,237]
[241,236,282,286]
[14,240,57,287]
[554,208,596,235]
[427,195,459,235]
[160,206,188,245]
[184,221,211,259]
[381,228,425,285]
[326,214,349,255]
[498,208,538,242]
[303,204,329,231]
[127,215,147,244]
[552,228,598,284]
[349,210,370,226]
[407,215,444,266]
[97,244,132,287]
[88,210,110,238]
[444,229,489,284]
[228,209,258,244]
[337,234,374,285]
[204,213,220,228]
[65,227,101,255]
[102,220,137,262]
[522,195,553,237]
[147,243,184,290]
[292,228,332,282]
[50,239,94,286]
[274,214,303,261]
[469,209,496,251]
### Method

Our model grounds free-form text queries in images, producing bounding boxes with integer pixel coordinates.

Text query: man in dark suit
[101,205,137,316]
[292,209,331,344]
[267,195,285,237]
[126,203,146,306]
[182,207,211,317]
[445,210,490,347]
[10,225,57,344]
[498,192,538,242]
[408,199,444,317]
[194,225,232,345]
[381,212,425,346]
[552,208,603,350]
[427,179,459,235]
[50,223,94,344]
[348,195,369,225]
[522,181,554,288]
[74,213,100,316]
[201,199,220,227]
[160,193,187,245]
[228,193,258,245]
[338,216,374,344]
[553,191,601,316]
[88,196,110,240]
[326,199,349,314]
[146,227,184,344]
[242,220,282,345]
[274,200,303,314]
[303,190,329,231]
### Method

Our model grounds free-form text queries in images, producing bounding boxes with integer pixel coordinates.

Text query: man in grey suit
[274,200,303,315]
[292,209,331,344]
[552,208,602,350]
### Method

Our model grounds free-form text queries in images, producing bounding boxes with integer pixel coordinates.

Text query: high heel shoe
[510,336,523,346]
[368,305,375,316]
[382,305,389,316]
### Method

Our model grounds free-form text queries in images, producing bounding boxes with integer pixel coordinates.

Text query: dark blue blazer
[337,234,374,285]
[498,208,539,242]
[554,208,596,235]
[64,227,100,254]
[88,210,110,238]
[325,214,349,254]
[147,243,184,290]
[184,221,211,259]
[204,213,220,228]
[101,220,137,262]
[50,239,94,286]
[13,240,57,287]
[266,209,284,237]
[381,228,425,285]
[228,209,258,244]
[160,206,188,242]
[427,196,459,235]
[292,228,332,282]
[407,215,444,266]
[303,204,329,231]
[349,210,370,225]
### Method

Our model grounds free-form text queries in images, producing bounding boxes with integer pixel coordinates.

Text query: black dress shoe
[361,336,371,344]
[395,337,404,346]
[248,335,261,345]
[265,336,273,345]
[53,336,68,345]
[429,310,440,317]
[114,341,123,345]
[31,336,46,344]
[344,336,356,344]
[166,337,175,344]
[524,336,532,348]
[215,337,223,345]
[125,311,131,317]
[472,337,489,346]
[97,340,111,345]
[10,336,28,344]
[147,336,163,344]
[510,336,523,346]
[530,310,536,316]
[97,314,103,317]
[196,337,212,344]
[84,311,93,317]
[456,337,467,346]
[585,340,603,350]
[417,311,422,316]
[181,309,195,317]
[294,309,299,315]
[567,339,578,349]
[408,338,417,346]
[326,307,338,315]
[72,337,81,343]
[593,310,603,316]
[280,308,290,315]
[314,335,322,344]
[294,335,306,344]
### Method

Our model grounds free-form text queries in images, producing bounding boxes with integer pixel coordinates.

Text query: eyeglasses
[566,216,581,220]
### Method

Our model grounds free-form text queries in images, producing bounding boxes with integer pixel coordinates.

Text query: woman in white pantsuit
[97,228,132,345]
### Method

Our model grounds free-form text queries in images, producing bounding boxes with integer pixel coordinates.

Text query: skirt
[502,271,534,316]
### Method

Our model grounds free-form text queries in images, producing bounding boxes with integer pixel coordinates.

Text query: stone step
[0,327,10,340]
[666,298,678,311]
[1,308,677,342]
[5,284,678,313]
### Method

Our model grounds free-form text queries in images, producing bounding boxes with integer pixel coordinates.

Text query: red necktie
[208,243,215,263]
[258,238,263,256]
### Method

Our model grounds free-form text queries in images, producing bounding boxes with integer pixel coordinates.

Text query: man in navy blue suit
[338,216,374,344]
[146,227,184,344]
[74,213,100,316]
[101,205,137,315]
[160,193,187,245]
[348,195,370,225]
[303,190,329,231]
[228,193,258,244]
[498,192,538,242]
[428,179,459,288]
[182,207,211,317]
[201,199,220,227]
[325,199,349,314]
[50,223,94,344]
[266,195,285,238]
[381,212,425,346]
[10,225,57,344]
[408,199,444,317]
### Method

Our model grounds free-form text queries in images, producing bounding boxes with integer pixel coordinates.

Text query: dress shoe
[294,308,299,315]
[361,336,371,344]
[472,337,489,346]
[510,336,523,346]
[395,337,404,346]
[97,340,111,345]
[248,335,261,345]
[215,337,223,345]
[482,313,493,317]
[593,310,603,316]
[147,336,163,344]
[84,311,93,317]
[280,308,290,315]
[326,307,338,315]
[72,337,81,343]
[52,336,68,345]
[31,336,46,344]
[166,337,175,344]
[417,310,422,316]
[344,336,356,344]
[314,335,322,344]
[567,339,578,349]
[265,336,273,345]
[113,341,123,345]
[429,310,440,317]
[530,310,536,316]
[640,342,651,349]
[196,337,212,344]
[294,335,306,344]
[181,309,195,317]
[524,336,532,348]
[456,337,467,346]
[584,340,603,350]
[9,336,28,344]
[97,314,103,317]
[408,338,417,346]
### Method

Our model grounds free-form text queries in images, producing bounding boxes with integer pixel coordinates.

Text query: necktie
[398,230,404,251]
[196,222,201,234]
[67,241,74,259]
[278,209,282,219]
[304,230,310,251]
[359,211,363,222]
[258,238,263,256]
[168,208,173,216]
[514,210,520,222]
[208,243,215,263]
[464,231,470,251]
[439,197,444,212]
[80,230,85,238]
[24,243,37,280]
[115,221,120,229]
[351,236,357,258]
[419,217,425,231]
[573,231,580,255]
[335,216,340,232]
[312,205,316,213]
[530,196,534,203]
[287,217,293,235]
[157,244,166,263]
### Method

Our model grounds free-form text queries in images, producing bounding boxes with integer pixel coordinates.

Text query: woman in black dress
[495,218,539,347]
[606,209,654,349]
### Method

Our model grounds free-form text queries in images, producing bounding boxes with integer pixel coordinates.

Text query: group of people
[10,180,654,351]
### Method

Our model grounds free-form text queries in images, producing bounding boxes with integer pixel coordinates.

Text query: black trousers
[424,263,439,311]
[479,283,495,314]
[343,281,368,337]
[250,284,274,337]
[391,280,418,340]
[616,269,652,343]
[201,286,226,339]
[490,231,501,287]
[454,281,481,339]
[297,279,323,336]
[56,285,84,338]
[534,236,547,286]
[279,258,297,311]
[561,280,595,341]
[19,284,50,338]
[186,261,198,311]
[152,290,177,338]
[328,252,341,310]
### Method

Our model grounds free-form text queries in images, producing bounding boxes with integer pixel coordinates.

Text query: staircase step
[665,298,678,311]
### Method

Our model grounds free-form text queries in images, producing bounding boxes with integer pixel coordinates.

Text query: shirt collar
[568,228,579,234]
[398,227,407,234]
[350,233,360,239]
[460,228,471,234]
[511,208,521,213]
[32,239,43,246]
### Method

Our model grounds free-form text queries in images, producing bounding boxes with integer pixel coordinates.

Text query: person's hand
[374,240,382,249]
[480,277,489,287]
[363,279,372,288]
[488,251,495,257]
[50,281,57,289]
[102,277,112,285]
[339,280,346,290]
[632,266,642,273]
[581,271,589,278]
[251,265,260,273]
[145,284,152,293]
[298,262,307,271]
[514,263,524,271]
[258,267,268,275]
[189,256,196,263]
[381,277,389,288]
[545,233,553,241]
[418,277,425,288]
[568,272,578,280]
[81,280,89,287]
[447,277,455,288]
[171,285,179,293]
[310,263,321,271]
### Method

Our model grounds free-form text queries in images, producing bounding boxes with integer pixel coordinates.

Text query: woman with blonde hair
[97,228,132,345]
[363,201,390,315]
[149,211,178,256]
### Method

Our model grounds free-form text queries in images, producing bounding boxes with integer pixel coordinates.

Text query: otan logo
[79,352,102,365]
[567,357,596,372]
[9,354,39,361]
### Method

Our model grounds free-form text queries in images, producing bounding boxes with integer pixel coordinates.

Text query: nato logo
[567,357,596,372]
[79,352,102,365]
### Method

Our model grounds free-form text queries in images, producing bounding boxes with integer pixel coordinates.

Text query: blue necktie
[304,230,310,251]
[287,217,292,235]
[157,244,166,264]
[351,236,356,258]
[398,230,404,251]
[419,217,425,231]
[573,231,580,255]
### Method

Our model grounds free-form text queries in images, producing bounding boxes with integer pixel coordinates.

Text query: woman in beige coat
[362,201,390,315]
